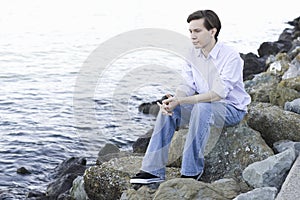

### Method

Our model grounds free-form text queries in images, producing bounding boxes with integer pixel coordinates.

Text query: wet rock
[138,102,160,116]
[46,157,87,199]
[26,190,47,199]
[17,167,31,175]
[138,95,169,116]
[132,128,153,153]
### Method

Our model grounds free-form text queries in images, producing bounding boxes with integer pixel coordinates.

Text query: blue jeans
[141,102,246,179]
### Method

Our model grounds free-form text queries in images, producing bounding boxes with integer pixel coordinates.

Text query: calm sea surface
[0,0,298,198]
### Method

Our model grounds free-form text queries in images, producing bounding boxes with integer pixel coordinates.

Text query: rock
[240,52,267,81]
[279,28,294,42]
[273,140,300,155]
[132,122,273,187]
[153,178,241,200]
[275,155,300,200]
[132,128,153,153]
[138,102,160,116]
[258,41,292,57]
[166,128,188,167]
[284,98,300,114]
[242,148,296,189]
[266,53,291,76]
[84,156,181,200]
[167,126,228,167]
[101,177,250,200]
[98,143,120,156]
[244,53,300,107]
[270,76,300,107]
[233,187,278,200]
[47,173,79,199]
[96,142,143,165]
[97,151,138,166]
[50,157,87,179]
[286,16,300,38]
[200,123,274,183]
[17,167,31,175]
[282,53,300,79]
[244,72,280,103]
[70,176,88,200]
[57,192,72,200]
[46,157,87,199]
[26,190,47,199]
[120,185,157,200]
[246,102,300,147]
[278,75,300,92]
[288,43,300,60]
[138,95,169,116]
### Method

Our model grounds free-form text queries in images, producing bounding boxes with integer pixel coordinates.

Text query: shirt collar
[198,41,222,59]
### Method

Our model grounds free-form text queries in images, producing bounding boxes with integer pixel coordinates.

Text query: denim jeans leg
[224,104,246,126]
[181,102,246,176]
[181,102,213,176]
[141,106,182,179]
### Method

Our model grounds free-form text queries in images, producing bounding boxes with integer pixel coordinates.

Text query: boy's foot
[130,171,164,184]
[180,173,202,181]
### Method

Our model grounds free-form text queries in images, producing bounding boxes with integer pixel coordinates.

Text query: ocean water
[0,0,299,198]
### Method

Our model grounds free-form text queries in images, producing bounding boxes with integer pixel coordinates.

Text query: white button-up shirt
[180,41,251,111]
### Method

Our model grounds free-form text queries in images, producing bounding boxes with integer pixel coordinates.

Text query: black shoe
[181,172,202,181]
[130,171,164,184]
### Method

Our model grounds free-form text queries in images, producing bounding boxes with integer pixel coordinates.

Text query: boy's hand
[157,94,180,116]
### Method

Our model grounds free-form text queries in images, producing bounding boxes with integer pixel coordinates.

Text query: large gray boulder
[242,148,296,189]
[233,187,278,200]
[246,102,300,147]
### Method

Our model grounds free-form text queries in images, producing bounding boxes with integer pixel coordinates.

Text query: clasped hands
[157,94,180,116]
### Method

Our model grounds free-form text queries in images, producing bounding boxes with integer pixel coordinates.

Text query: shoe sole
[130,178,164,184]
[181,171,203,181]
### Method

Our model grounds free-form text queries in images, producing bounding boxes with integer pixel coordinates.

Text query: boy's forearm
[177,91,221,104]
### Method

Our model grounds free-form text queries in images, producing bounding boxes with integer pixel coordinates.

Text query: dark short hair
[187,10,221,41]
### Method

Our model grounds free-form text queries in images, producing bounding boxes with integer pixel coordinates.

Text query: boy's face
[188,18,215,49]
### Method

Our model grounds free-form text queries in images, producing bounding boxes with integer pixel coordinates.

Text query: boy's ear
[210,27,217,36]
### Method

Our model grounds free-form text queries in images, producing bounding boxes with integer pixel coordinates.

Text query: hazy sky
[0,0,298,32]
[0,0,299,53]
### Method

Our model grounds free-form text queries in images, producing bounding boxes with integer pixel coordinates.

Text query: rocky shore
[27,16,300,200]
